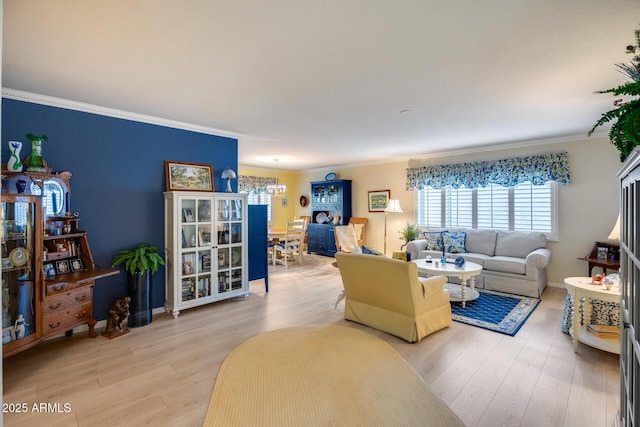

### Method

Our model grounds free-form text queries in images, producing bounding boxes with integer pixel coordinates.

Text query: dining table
[268,228,287,241]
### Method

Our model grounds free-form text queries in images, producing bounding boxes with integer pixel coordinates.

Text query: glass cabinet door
[2,195,42,355]
[216,197,244,296]
[179,197,213,303]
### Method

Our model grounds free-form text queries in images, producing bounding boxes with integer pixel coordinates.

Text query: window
[243,192,272,222]
[416,181,557,240]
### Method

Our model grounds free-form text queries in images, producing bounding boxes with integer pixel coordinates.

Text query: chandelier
[266,159,286,198]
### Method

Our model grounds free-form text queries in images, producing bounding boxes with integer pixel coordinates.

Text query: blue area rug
[450,289,540,336]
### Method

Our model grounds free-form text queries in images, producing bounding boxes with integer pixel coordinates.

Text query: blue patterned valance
[238,175,277,193]
[406,151,571,190]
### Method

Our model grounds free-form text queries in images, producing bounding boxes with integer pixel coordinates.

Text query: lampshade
[221,168,237,192]
[384,199,403,214]
[607,214,620,241]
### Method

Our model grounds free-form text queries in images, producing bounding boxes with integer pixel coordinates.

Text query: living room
[2,1,640,426]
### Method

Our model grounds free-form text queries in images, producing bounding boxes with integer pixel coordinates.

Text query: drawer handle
[52,284,66,292]
[48,320,62,329]
[75,310,88,319]
[48,301,63,310]
[75,295,87,302]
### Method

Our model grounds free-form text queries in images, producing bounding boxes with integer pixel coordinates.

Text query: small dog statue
[102,296,131,339]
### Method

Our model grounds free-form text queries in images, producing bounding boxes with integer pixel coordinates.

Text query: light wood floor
[3,254,620,426]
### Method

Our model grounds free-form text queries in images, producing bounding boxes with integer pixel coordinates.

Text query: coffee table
[412,258,483,308]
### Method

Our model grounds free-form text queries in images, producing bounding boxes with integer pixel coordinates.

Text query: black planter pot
[128,272,152,327]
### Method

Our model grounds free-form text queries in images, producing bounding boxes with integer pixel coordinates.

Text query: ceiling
[3,1,640,171]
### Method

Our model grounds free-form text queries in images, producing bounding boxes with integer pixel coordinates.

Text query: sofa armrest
[526,248,551,269]
[407,239,428,261]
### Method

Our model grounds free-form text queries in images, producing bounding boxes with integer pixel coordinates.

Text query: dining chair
[273,219,307,267]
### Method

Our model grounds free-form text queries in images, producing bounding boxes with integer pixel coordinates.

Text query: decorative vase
[25,133,48,173]
[7,141,23,172]
[454,257,466,268]
[15,180,27,194]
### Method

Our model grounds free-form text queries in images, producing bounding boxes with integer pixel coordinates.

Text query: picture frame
[70,258,83,272]
[597,246,609,260]
[182,208,195,222]
[183,261,193,275]
[2,327,15,344]
[198,230,212,246]
[280,197,288,207]
[368,190,390,212]
[55,260,70,275]
[43,262,56,278]
[165,160,214,192]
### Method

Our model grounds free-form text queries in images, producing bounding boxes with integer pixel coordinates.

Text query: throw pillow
[361,245,382,256]
[423,231,446,251]
[442,231,467,253]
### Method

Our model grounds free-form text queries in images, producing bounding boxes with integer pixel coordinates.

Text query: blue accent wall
[2,98,238,320]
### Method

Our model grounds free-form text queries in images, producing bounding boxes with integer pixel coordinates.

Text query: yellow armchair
[335,253,452,343]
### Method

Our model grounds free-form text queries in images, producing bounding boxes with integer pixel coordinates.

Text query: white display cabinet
[164,191,248,318]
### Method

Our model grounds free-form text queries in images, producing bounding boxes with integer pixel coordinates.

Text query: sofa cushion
[494,231,547,258]
[484,256,526,275]
[442,231,466,253]
[423,231,446,251]
[459,253,490,266]
[464,229,498,256]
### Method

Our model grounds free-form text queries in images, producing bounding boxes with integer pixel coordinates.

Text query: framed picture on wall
[368,190,390,212]
[165,161,214,192]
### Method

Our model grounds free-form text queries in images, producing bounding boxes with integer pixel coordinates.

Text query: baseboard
[547,281,564,289]
[44,307,168,340]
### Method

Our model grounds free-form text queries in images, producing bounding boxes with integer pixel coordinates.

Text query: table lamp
[221,169,237,193]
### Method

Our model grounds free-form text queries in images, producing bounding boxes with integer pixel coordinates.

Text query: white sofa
[406,229,551,298]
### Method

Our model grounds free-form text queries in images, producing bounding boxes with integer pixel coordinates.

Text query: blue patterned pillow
[442,231,467,253]
[423,231,446,251]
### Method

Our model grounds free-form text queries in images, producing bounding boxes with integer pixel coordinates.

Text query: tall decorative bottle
[7,141,23,172]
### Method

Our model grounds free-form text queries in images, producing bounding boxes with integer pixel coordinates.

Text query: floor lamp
[384,199,403,254]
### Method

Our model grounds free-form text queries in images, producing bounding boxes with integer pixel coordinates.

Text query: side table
[564,276,621,354]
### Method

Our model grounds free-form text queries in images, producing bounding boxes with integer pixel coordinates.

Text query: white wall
[293,135,622,286]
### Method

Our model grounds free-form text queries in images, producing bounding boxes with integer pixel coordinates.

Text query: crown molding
[2,88,242,140]
[409,131,609,163]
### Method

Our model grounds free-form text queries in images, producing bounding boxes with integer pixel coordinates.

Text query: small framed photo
[182,208,195,222]
[597,246,609,260]
[165,160,214,192]
[70,258,83,272]
[368,190,390,212]
[183,261,193,275]
[55,260,70,275]
[2,327,15,344]
[198,230,212,246]
[280,197,288,207]
[43,262,56,278]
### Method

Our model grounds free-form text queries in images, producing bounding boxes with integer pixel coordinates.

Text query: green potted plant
[399,223,421,250]
[112,243,165,327]
[589,25,640,162]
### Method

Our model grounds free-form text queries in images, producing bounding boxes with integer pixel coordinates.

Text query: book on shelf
[586,324,620,338]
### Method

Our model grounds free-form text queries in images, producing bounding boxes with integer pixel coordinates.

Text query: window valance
[238,175,277,193]
[406,151,571,190]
